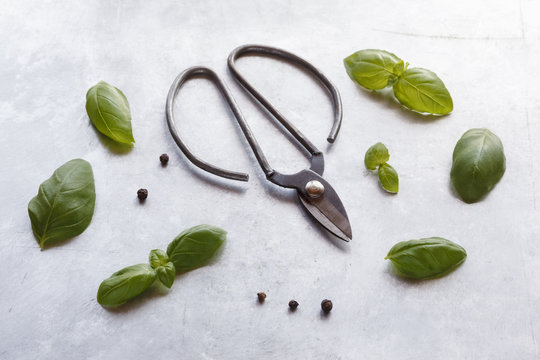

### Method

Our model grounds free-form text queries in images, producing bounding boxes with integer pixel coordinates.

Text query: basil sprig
[28,159,96,248]
[344,49,453,115]
[97,225,226,307]
[86,81,135,144]
[364,143,399,194]
[451,128,506,203]
[386,237,467,279]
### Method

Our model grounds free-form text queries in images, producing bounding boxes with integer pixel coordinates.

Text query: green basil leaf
[385,237,466,279]
[364,142,390,170]
[85,81,135,144]
[97,264,156,307]
[149,249,169,269]
[149,249,175,288]
[28,159,95,249]
[344,49,404,90]
[393,68,453,115]
[167,224,226,273]
[156,262,176,288]
[450,128,506,203]
[378,163,399,193]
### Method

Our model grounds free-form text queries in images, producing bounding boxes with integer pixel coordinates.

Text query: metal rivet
[305,180,324,198]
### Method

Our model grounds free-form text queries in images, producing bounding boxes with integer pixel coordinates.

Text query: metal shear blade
[298,191,352,242]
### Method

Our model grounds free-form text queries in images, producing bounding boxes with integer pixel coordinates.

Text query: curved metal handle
[227,44,343,146]
[165,66,274,181]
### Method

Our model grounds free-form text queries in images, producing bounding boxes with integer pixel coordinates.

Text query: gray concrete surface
[1,0,540,359]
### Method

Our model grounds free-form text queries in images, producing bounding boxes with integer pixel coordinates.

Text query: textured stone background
[1,0,540,359]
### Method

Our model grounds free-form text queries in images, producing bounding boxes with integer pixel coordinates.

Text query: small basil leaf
[378,163,399,193]
[97,264,156,307]
[386,237,466,279]
[392,68,453,115]
[149,249,169,269]
[364,142,390,170]
[451,128,506,203]
[344,49,404,90]
[28,159,95,248]
[85,81,135,144]
[167,225,226,273]
[156,262,176,288]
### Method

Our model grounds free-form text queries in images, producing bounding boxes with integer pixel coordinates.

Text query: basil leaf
[451,128,506,203]
[385,237,466,279]
[156,263,176,288]
[344,49,404,90]
[28,159,95,249]
[149,249,169,268]
[149,249,175,288]
[97,264,156,307]
[364,142,390,170]
[167,225,226,273]
[392,68,453,115]
[85,81,135,144]
[378,163,399,193]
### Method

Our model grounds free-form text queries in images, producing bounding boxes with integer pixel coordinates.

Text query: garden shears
[165,44,352,242]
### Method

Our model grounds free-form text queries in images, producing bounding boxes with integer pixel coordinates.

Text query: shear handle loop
[227,44,343,147]
[165,66,274,181]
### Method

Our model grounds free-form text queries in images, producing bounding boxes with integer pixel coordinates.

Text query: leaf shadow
[355,86,450,124]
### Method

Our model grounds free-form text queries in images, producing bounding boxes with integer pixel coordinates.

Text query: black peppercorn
[288,300,299,311]
[159,153,169,165]
[137,188,148,200]
[321,299,333,313]
[257,292,266,303]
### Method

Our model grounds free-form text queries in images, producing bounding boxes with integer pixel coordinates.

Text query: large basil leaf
[364,142,390,170]
[393,68,453,115]
[97,264,156,307]
[28,159,95,248]
[149,249,176,288]
[451,128,506,203]
[344,49,405,90]
[167,225,226,273]
[85,81,135,144]
[386,237,466,279]
[378,163,399,193]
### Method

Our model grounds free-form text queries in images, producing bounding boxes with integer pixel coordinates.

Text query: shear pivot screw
[305,180,324,198]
